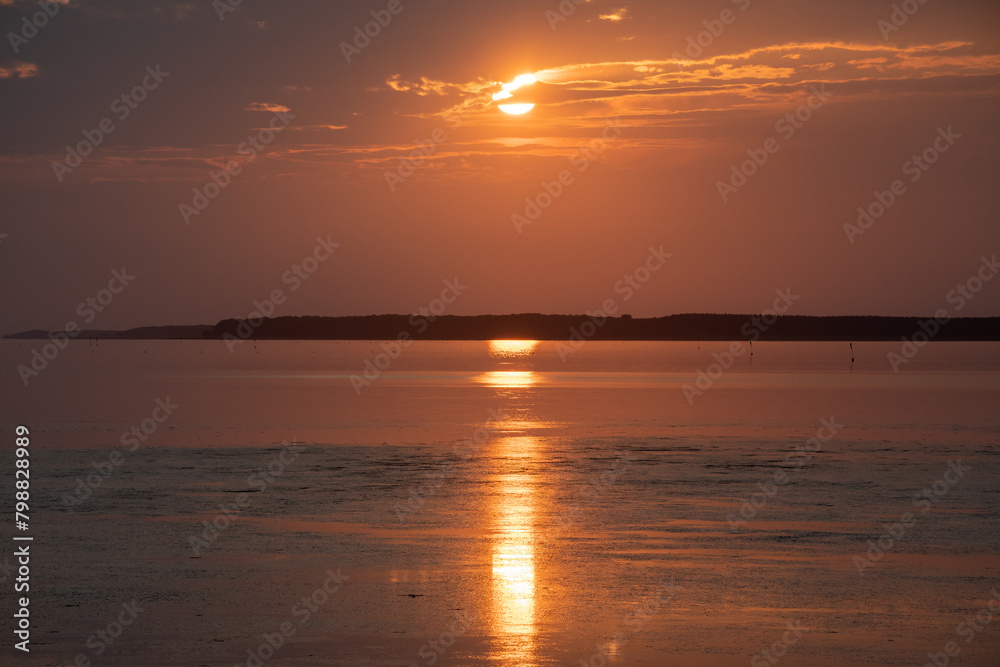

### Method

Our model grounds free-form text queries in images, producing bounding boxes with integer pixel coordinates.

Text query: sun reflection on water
[488,340,539,358]
[491,437,538,665]
[485,340,541,665]
[474,371,541,388]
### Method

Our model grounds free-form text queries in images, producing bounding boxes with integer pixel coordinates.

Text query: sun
[494,74,537,115]
[498,103,535,115]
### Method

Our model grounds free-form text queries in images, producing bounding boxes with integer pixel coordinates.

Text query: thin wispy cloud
[246,102,291,113]
[0,60,39,79]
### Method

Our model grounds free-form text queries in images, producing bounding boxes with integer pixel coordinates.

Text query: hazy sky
[2,0,999,332]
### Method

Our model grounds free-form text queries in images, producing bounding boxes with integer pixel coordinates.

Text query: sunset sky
[2,0,999,332]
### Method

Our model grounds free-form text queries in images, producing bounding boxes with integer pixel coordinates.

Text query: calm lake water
[1,340,998,666]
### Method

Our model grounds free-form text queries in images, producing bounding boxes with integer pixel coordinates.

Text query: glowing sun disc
[498,103,535,115]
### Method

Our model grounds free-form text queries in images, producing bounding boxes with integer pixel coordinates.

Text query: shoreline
[5,314,1000,342]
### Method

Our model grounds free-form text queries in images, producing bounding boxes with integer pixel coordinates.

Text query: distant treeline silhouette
[10,314,995,341]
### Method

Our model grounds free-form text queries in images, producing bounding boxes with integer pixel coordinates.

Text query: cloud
[0,61,39,79]
[246,102,291,113]
[363,38,1000,145]
[382,74,487,97]
[599,7,628,22]
[293,124,349,132]
[5,30,998,190]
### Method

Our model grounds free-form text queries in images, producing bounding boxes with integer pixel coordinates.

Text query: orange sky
[1,0,999,330]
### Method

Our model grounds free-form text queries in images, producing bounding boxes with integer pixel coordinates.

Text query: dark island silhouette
[6,314,999,341]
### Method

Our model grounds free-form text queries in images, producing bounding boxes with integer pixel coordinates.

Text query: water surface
[1,340,998,666]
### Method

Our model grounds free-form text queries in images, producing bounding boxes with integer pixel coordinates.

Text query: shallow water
[1,340,998,666]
